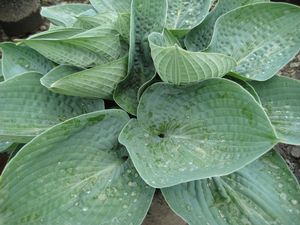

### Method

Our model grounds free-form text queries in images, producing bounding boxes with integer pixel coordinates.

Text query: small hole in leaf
[158,134,165,138]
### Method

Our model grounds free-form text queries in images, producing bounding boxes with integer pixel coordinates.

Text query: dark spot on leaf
[158,133,165,138]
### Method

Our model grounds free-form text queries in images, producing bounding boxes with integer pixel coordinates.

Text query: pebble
[291,147,300,159]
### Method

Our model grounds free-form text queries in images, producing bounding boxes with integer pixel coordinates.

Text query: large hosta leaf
[185,0,269,51]
[149,31,236,84]
[119,79,277,188]
[41,56,128,99]
[114,0,168,115]
[0,43,54,80]
[162,150,300,225]
[41,3,95,27]
[90,0,132,13]
[0,72,104,143]
[206,2,300,81]
[250,76,300,145]
[23,29,121,68]
[0,110,155,225]
[166,0,211,37]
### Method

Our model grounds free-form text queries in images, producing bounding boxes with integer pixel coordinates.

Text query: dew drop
[128,181,137,187]
[82,207,88,212]
[280,193,287,200]
[278,183,283,188]
[291,200,298,205]
[123,204,128,209]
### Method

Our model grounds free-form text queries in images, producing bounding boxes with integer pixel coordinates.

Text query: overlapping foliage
[0,0,300,224]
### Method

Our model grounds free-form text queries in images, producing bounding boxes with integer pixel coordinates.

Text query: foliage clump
[0,0,300,224]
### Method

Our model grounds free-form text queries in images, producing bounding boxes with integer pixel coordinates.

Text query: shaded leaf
[0,43,54,80]
[90,0,132,13]
[73,12,118,30]
[119,79,277,188]
[206,2,300,81]
[0,142,16,153]
[0,110,155,225]
[41,3,95,26]
[162,150,300,225]
[114,0,168,115]
[149,31,236,84]
[0,72,104,143]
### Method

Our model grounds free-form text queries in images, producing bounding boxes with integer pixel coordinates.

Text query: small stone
[290,62,300,68]
[291,147,300,159]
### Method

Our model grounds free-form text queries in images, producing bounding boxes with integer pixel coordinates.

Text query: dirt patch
[143,190,187,225]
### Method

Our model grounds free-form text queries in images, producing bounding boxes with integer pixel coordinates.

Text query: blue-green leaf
[162,150,300,225]
[0,110,155,225]
[119,79,277,188]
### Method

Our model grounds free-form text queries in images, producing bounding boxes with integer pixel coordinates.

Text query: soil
[0,1,299,225]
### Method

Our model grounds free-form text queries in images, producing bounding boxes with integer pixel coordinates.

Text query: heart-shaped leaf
[119,79,277,188]
[162,150,300,225]
[41,3,95,26]
[0,43,54,80]
[114,0,168,115]
[0,72,104,143]
[206,2,300,81]
[250,76,300,145]
[185,0,269,51]
[0,110,155,225]
[165,0,212,37]
[149,31,236,84]
[41,56,128,99]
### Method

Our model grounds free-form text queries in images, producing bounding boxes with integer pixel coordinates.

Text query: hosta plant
[0,0,300,224]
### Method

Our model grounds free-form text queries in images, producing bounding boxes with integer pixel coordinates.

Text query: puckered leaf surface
[250,76,300,145]
[162,150,300,225]
[0,110,155,225]
[0,72,104,143]
[185,0,269,51]
[206,2,300,81]
[114,0,168,115]
[119,79,277,188]
[0,43,54,80]
[165,0,212,37]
